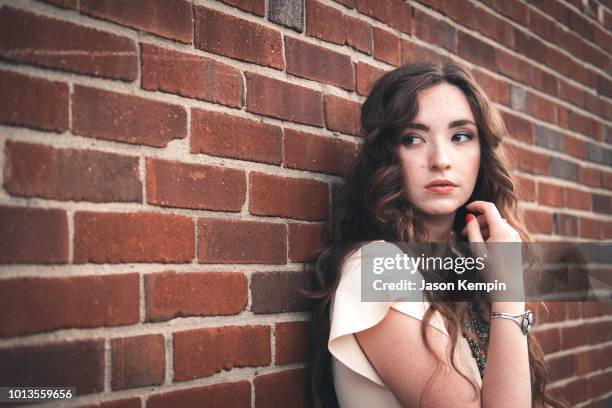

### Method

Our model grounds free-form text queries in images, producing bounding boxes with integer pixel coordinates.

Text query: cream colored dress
[328,241,482,407]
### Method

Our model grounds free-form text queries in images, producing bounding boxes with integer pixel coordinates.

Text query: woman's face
[397,82,481,216]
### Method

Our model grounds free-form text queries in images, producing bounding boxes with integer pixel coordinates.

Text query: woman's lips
[426,185,456,194]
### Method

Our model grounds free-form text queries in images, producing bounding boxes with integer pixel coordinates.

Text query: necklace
[462,300,490,378]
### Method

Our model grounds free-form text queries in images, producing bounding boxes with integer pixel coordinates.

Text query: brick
[605,172,612,190]
[283,129,359,176]
[525,92,557,124]
[0,7,136,81]
[401,39,449,66]
[471,6,513,48]
[586,143,612,166]
[561,324,589,350]
[535,125,564,152]
[592,194,611,214]
[288,222,327,262]
[568,9,593,40]
[72,86,186,147]
[564,187,590,211]
[413,9,455,52]
[4,140,141,203]
[355,61,386,96]
[587,320,611,344]
[506,144,549,175]
[324,95,362,136]
[194,6,283,70]
[276,321,310,364]
[146,158,246,211]
[495,0,528,25]
[373,27,400,66]
[514,29,546,65]
[550,378,587,406]
[0,206,68,264]
[269,0,304,31]
[112,334,165,390]
[141,43,242,108]
[191,108,282,164]
[554,213,578,237]
[285,37,354,91]
[254,368,309,408]
[523,209,553,234]
[588,370,612,400]
[74,211,194,263]
[173,325,271,381]
[533,328,560,353]
[537,182,564,207]
[250,172,329,221]
[515,175,535,202]
[0,340,104,395]
[82,397,142,408]
[546,353,576,382]
[148,381,251,408]
[495,49,530,84]
[306,0,345,45]
[580,217,605,239]
[251,271,313,313]
[334,0,354,7]
[80,0,193,43]
[501,111,533,144]
[145,271,248,322]
[568,111,602,141]
[473,70,509,105]
[558,80,586,108]
[354,0,411,34]
[0,70,68,132]
[245,72,324,127]
[0,273,138,337]
[220,0,265,16]
[457,31,495,71]
[549,157,578,182]
[579,166,602,187]
[198,218,287,264]
[345,16,372,55]
[564,136,587,159]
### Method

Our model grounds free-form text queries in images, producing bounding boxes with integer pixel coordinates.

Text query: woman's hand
[461,201,525,302]
[461,200,521,243]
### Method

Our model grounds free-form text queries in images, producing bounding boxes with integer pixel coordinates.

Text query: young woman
[303,62,568,408]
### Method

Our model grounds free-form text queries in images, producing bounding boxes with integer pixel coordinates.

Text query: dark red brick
[220,0,265,16]
[173,325,271,381]
[373,27,400,66]
[355,61,386,96]
[72,86,186,147]
[413,8,456,52]
[288,222,327,262]
[457,31,495,71]
[324,95,362,136]
[0,7,136,80]
[146,158,246,211]
[141,43,242,108]
[524,209,553,234]
[74,211,194,263]
[0,206,68,264]
[0,70,68,132]
[283,129,359,176]
[245,72,324,126]
[354,0,411,34]
[147,381,251,408]
[194,6,283,70]
[191,108,282,164]
[306,0,345,45]
[254,368,309,408]
[286,37,354,91]
[251,271,313,313]
[275,321,310,364]
[345,15,372,54]
[145,271,248,321]
[112,334,165,390]
[80,0,193,43]
[0,273,139,337]
[198,218,287,264]
[249,172,329,221]
[0,340,104,395]
[4,140,142,203]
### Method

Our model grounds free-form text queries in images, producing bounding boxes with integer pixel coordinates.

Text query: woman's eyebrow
[405,119,476,131]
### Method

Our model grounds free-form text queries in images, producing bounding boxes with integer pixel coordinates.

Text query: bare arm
[354,302,531,408]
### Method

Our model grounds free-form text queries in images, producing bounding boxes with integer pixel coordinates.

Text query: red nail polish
[466,214,474,222]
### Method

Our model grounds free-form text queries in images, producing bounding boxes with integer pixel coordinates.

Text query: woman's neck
[423,213,455,241]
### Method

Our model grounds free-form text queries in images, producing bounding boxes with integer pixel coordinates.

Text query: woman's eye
[452,133,473,143]
[401,135,424,146]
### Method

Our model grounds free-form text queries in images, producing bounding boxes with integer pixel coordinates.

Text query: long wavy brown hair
[301,61,569,408]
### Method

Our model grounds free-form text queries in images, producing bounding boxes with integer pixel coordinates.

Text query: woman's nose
[428,143,451,170]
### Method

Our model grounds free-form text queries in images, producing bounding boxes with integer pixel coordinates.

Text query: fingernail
[466,214,474,222]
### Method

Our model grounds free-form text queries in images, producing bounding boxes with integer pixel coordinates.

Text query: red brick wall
[0,0,610,407]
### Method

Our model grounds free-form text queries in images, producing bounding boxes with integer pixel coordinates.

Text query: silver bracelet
[490,310,533,335]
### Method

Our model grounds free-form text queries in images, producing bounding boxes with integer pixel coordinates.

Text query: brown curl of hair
[300,61,569,408]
